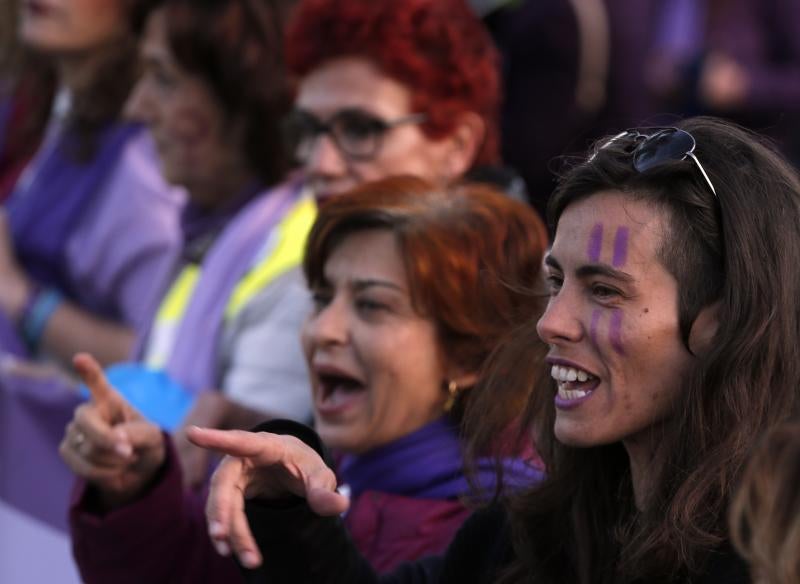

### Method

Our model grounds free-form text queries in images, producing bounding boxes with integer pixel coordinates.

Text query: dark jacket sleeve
[70,434,243,584]
[244,421,512,584]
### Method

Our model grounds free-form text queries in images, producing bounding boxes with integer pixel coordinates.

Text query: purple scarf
[6,120,141,309]
[338,417,544,501]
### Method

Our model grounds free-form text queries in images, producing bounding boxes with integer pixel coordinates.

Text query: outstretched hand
[187,426,348,568]
[59,353,165,509]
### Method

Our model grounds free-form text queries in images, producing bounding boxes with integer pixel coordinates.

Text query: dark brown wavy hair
[491,117,800,583]
[304,176,548,456]
[142,0,295,186]
[730,421,800,584]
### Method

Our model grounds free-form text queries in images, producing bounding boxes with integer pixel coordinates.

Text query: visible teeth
[557,385,591,401]
[550,365,594,383]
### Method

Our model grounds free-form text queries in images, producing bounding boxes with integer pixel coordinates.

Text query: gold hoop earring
[443,380,458,413]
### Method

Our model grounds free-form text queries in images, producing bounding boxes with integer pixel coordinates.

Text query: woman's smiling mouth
[550,363,600,410]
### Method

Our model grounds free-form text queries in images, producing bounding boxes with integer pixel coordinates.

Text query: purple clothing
[345,491,472,573]
[4,119,183,334]
[0,129,183,531]
[7,122,139,304]
[488,0,659,215]
[62,130,183,332]
[338,417,542,501]
[709,0,800,111]
[70,438,239,584]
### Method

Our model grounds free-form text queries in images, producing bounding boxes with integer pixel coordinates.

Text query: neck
[54,44,116,98]
[187,168,260,212]
[623,429,665,511]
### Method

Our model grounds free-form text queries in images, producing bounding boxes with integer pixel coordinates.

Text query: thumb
[73,353,130,422]
[116,418,163,453]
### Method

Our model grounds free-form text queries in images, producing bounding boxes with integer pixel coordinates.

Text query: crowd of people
[2,0,800,583]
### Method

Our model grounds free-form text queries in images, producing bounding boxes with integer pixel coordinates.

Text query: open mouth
[550,364,599,404]
[316,371,366,410]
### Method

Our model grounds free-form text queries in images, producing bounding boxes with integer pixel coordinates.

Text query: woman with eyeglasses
[194,116,800,584]
[281,0,525,203]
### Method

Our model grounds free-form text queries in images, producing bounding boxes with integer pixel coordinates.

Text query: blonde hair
[730,422,800,584]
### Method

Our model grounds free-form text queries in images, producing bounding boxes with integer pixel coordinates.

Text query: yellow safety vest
[144,196,317,368]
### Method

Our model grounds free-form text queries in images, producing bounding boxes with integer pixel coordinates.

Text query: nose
[536,287,584,346]
[303,134,349,183]
[302,297,350,350]
[124,79,156,125]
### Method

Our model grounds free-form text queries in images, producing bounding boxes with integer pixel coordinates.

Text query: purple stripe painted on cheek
[590,309,601,348]
[612,227,629,267]
[587,223,603,262]
[609,309,625,355]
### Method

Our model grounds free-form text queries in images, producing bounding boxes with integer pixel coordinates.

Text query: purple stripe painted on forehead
[590,309,601,348]
[612,227,629,268]
[587,223,603,262]
[609,309,625,355]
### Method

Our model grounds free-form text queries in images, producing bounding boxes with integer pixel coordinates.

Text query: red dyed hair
[285,0,501,167]
[304,175,547,390]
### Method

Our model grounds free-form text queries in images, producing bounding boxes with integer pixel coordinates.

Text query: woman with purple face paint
[191,116,800,584]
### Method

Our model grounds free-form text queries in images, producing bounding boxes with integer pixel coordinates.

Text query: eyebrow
[315,276,406,293]
[351,279,406,293]
[544,254,635,283]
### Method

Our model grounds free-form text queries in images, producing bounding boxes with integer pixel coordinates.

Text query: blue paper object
[78,363,194,431]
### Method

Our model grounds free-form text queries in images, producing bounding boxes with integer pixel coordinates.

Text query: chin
[316,423,359,454]
[553,420,603,448]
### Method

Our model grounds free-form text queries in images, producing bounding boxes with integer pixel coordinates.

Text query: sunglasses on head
[598,127,718,199]
[283,108,427,162]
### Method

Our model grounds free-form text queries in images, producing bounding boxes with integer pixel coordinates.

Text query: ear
[439,111,486,181]
[688,301,721,355]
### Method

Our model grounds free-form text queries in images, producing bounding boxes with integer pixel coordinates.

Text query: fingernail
[209,521,224,537]
[214,540,230,557]
[241,551,260,568]
[115,442,133,457]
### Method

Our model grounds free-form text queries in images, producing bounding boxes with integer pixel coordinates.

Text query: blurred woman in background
[0,0,183,537]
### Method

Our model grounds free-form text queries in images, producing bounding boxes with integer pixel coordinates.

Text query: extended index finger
[73,353,119,410]
[187,427,285,465]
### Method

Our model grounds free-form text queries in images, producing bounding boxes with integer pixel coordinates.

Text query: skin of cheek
[590,309,602,349]
[170,106,214,158]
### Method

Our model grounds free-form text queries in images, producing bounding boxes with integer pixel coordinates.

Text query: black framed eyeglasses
[282,108,428,162]
[599,127,718,199]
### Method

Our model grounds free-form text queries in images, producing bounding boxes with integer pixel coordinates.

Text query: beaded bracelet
[19,287,64,353]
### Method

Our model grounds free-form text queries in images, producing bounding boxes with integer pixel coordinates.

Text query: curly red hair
[285,0,501,167]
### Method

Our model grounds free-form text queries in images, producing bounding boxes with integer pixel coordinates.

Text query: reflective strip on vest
[225,196,316,320]
[144,196,317,369]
